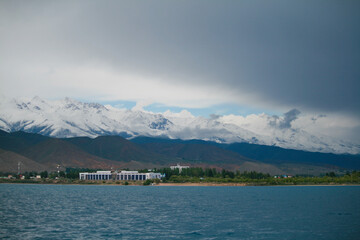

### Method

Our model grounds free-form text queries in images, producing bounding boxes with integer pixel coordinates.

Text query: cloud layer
[1,0,359,120]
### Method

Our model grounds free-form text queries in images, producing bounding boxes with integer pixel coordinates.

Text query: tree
[49,172,58,179]
[143,179,152,185]
[205,168,214,177]
[221,169,226,178]
[59,171,66,178]
[326,172,336,177]
[40,171,48,179]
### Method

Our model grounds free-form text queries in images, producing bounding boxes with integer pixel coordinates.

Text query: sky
[1,0,359,142]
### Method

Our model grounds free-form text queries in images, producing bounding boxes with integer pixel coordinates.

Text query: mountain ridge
[0,96,359,154]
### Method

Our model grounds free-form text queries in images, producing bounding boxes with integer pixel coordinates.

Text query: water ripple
[0,185,359,239]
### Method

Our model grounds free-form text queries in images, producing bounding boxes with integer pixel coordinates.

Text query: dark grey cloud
[1,0,359,116]
[269,109,301,129]
[280,109,301,129]
[311,114,327,123]
[210,114,221,120]
[169,126,232,140]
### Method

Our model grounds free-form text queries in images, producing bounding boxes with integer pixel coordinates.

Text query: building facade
[79,170,164,181]
[79,171,112,180]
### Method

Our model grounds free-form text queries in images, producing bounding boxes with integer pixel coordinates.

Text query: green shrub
[143,179,152,185]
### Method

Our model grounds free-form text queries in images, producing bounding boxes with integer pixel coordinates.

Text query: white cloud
[132,100,153,112]
[0,60,240,109]
[163,109,195,119]
[219,111,360,144]
[292,114,360,143]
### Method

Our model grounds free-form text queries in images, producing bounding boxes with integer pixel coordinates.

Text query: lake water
[0,184,359,239]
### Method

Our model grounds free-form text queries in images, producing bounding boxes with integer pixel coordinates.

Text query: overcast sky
[1,1,359,124]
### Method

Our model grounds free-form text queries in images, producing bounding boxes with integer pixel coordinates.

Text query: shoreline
[157,183,360,187]
[157,182,247,186]
[1,181,359,187]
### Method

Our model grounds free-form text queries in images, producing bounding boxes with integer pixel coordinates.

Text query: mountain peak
[31,96,44,102]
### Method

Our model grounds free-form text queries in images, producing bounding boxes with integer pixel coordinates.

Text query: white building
[79,171,112,180]
[170,163,190,173]
[79,170,164,181]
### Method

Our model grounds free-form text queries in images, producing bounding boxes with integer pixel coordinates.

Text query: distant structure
[170,163,190,173]
[17,162,21,175]
[79,170,164,181]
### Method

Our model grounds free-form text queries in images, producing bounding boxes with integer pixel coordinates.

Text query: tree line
[153,168,360,184]
[154,167,271,180]
[0,168,97,179]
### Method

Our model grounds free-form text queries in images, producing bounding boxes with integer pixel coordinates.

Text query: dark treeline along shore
[1,167,360,186]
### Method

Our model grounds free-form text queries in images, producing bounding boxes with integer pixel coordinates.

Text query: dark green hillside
[21,138,117,170]
[222,142,360,169]
[131,137,360,172]
[0,129,8,136]
[0,130,49,154]
[131,137,284,174]
[0,148,47,172]
[64,135,173,164]
[132,137,250,165]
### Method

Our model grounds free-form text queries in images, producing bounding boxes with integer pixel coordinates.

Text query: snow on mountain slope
[0,96,173,138]
[0,96,358,154]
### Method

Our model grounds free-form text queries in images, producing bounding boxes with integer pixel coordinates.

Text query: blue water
[0,184,359,239]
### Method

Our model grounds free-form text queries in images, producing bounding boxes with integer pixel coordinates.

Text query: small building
[79,170,164,181]
[170,163,190,173]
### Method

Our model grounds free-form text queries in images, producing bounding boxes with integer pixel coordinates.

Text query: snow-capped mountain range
[0,96,359,154]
